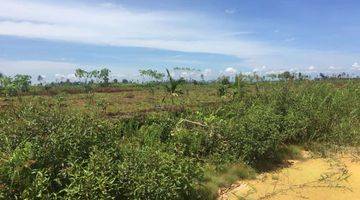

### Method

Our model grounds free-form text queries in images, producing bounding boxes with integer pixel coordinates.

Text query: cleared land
[1,79,359,199]
[0,84,220,116]
[220,150,360,200]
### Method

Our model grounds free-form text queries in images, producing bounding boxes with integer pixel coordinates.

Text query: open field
[0,84,221,117]
[1,77,360,199]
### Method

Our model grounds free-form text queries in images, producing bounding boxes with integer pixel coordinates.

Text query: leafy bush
[62,146,202,200]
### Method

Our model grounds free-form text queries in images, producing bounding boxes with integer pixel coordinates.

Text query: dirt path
[219,151,360,200]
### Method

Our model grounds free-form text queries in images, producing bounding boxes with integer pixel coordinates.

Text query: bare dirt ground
[219,151,360,200]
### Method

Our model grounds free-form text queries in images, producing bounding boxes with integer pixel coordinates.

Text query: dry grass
[0,84,221,117]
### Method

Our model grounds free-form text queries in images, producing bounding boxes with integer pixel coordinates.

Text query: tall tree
[99,68,111,86]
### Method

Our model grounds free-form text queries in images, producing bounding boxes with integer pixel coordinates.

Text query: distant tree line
[1,67,359,97]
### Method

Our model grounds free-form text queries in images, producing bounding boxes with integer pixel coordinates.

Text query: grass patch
[200,164,256,199]
[278,145,303,160]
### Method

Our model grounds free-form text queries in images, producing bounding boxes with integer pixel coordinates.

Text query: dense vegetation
[0,69,359,199]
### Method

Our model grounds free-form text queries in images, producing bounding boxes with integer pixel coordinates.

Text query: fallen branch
[179,119,208,127]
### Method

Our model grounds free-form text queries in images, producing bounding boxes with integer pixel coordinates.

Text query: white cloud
[289,68,298,72]
[0,0,275,58]
[54,74,66,82]
[0,0,359,75]
[252,65,267,73]
[242,71,253,75]
[308,65,316,71]
[202,69,212,77]
[0,59,76,76]
[241,48,360,72]
[352,62,360,70]
[180,71,189,78]
[265,70,284,75]
[67,73,77,81]
[53,73,77,82]
[225,67,237,75]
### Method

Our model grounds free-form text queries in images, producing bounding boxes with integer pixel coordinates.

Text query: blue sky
[0,0,359,81]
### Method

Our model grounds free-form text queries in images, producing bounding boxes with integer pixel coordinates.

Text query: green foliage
[217,76,231,97]
[99,68,111,86]
[163,69,185,103]
[61,146,202,200]
[173,67,200,72]
[0,100,203,199]
[233,74,247,99]
[201,163,256,199]
[139,69,165,81]
[278,71,294,80]
[0,74,31,96]
[13,74,32,92]
[217,85,227,97]
[74,68,111,92]
[0,76,17,96]
[218,76,230,85]
[0,78,359,199]
[75,68,87,81]
[75,68,111,86]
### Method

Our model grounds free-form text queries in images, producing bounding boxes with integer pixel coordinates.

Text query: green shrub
[1,79,359,199]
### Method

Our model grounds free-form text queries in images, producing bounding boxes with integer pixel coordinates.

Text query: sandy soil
[219,151,360,200]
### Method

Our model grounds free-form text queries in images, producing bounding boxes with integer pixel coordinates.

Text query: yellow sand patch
[220,153,360,200]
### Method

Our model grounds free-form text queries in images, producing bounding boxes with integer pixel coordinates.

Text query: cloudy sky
[0,0,359,80]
